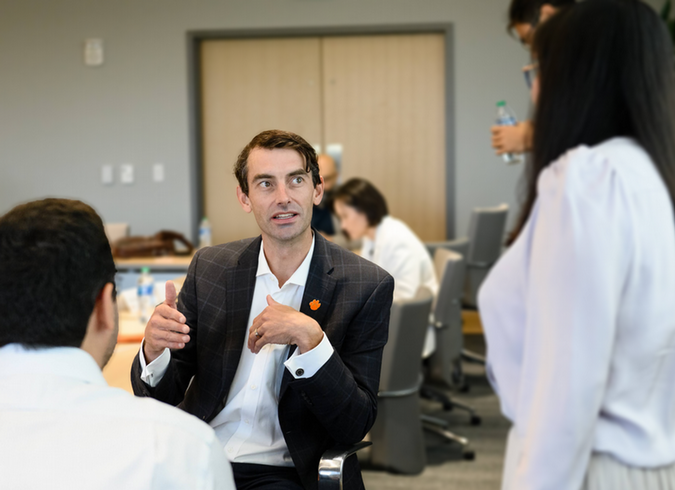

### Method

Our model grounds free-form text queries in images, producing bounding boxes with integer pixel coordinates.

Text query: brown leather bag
[112,231,194,258]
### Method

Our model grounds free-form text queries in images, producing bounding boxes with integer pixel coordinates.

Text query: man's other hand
[143,281,190,363]
[248,295,324,354]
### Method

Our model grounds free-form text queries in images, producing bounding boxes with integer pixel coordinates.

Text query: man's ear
[540,4,557,22]
[236,186,252,213]
[94,283,116,335]
[313,176,325,206]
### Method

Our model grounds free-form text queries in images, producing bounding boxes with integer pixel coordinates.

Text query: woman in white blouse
[478,1,675,489]
[331,178,437,301]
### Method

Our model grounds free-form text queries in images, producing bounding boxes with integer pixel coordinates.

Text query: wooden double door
[201,33,446,244]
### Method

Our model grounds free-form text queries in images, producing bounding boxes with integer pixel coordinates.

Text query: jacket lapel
[221,237,262,395]
[280,233,337,398]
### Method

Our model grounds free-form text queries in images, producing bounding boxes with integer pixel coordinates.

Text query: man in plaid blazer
[131,130,394,490]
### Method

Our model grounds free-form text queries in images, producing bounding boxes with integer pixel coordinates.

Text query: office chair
[426,204,508,367]
[368,289,434,474]
[420,249,477,460]
[426,203,509,308]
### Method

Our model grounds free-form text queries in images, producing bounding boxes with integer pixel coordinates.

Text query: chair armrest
[425,238,470,259]
[318,441,372,490]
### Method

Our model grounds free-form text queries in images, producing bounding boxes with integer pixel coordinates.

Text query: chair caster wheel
[463,450,476,461]
[470,416,481,426]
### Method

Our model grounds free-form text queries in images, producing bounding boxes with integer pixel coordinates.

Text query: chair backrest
[466,204,508,266]
[378,288,434,394]
[432,248,465,329]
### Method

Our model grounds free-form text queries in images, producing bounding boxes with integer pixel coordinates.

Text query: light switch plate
[120,164,134,184]
[153,163,165,182]
[101,165,113,185]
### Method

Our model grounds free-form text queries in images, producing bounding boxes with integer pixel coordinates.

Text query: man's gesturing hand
[143,281,190,363]
[248,295,324,355]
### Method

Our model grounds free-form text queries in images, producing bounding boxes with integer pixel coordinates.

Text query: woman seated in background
[479,1,675,489]
[331,178,437,301]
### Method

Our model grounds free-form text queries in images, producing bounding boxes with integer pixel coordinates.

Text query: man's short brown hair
[234,130,321,195]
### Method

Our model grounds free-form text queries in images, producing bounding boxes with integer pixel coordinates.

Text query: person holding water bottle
[491,0,574,160]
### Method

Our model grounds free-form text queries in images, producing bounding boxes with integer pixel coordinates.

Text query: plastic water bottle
[137,267,154,323]
[199,217,212,249]
[495,101,522,165]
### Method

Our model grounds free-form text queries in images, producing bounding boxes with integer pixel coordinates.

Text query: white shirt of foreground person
[139,236,334,466]
[0,343,234,490]
[479,138,675,490]
[361,216,438,301]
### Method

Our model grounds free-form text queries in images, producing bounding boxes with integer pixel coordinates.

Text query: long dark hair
[508,0,675,244]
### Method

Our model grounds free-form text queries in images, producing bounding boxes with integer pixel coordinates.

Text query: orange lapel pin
[309,299,321,311]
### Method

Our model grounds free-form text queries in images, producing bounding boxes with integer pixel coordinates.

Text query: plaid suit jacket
[131,232,394,490]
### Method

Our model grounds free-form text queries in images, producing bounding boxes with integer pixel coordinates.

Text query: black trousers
[232,462,304,490]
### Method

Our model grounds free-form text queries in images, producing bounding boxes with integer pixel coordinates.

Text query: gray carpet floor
[361,335,511,490]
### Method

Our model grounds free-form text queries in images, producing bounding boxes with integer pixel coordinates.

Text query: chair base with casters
[421,414,475,460]
[419,248,480,460]
[318,441,372,490]
[420,383,481,426]
[462,348,486,365]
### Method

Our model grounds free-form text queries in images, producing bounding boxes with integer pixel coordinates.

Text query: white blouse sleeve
[380,239,423,301]
[512,147,633,489]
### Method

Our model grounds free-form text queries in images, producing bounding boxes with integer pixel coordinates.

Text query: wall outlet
[120,164,134,184]
[101,164,113,185]
[153,163,165,182]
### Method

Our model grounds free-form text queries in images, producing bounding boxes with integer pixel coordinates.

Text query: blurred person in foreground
[479,1,675,489]
[491,0,574,158]
[132,130,394,490]
[0,198,233,490]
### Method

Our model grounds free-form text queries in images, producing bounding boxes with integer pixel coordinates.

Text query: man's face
[513,22,535,47]
[237,148,324,245]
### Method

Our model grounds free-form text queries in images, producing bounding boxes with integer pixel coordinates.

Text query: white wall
[0,0,662,239]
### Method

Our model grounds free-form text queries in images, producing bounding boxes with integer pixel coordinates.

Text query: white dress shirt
[478,138,675,490]
[139,235,334,466]
[0,343,234,490]
[361,216,438,301]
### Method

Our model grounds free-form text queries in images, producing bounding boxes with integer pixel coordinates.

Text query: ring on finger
[255,329,261,337]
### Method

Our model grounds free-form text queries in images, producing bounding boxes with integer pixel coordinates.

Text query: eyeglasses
[523,62,539,89]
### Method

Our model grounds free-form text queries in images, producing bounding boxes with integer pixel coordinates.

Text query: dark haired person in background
[479,1,675,488]
[133,130,394,490]
[311,154,339,237]
[491,0,575,158]
[332,178,437,302]
[0,199,233,489]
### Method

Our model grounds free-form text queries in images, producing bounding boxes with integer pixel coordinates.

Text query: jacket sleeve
[285,273,394,444]
[131,251,202,405]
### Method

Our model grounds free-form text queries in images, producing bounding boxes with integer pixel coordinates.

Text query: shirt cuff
[139,338,171,387]
[284,332,334,379]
